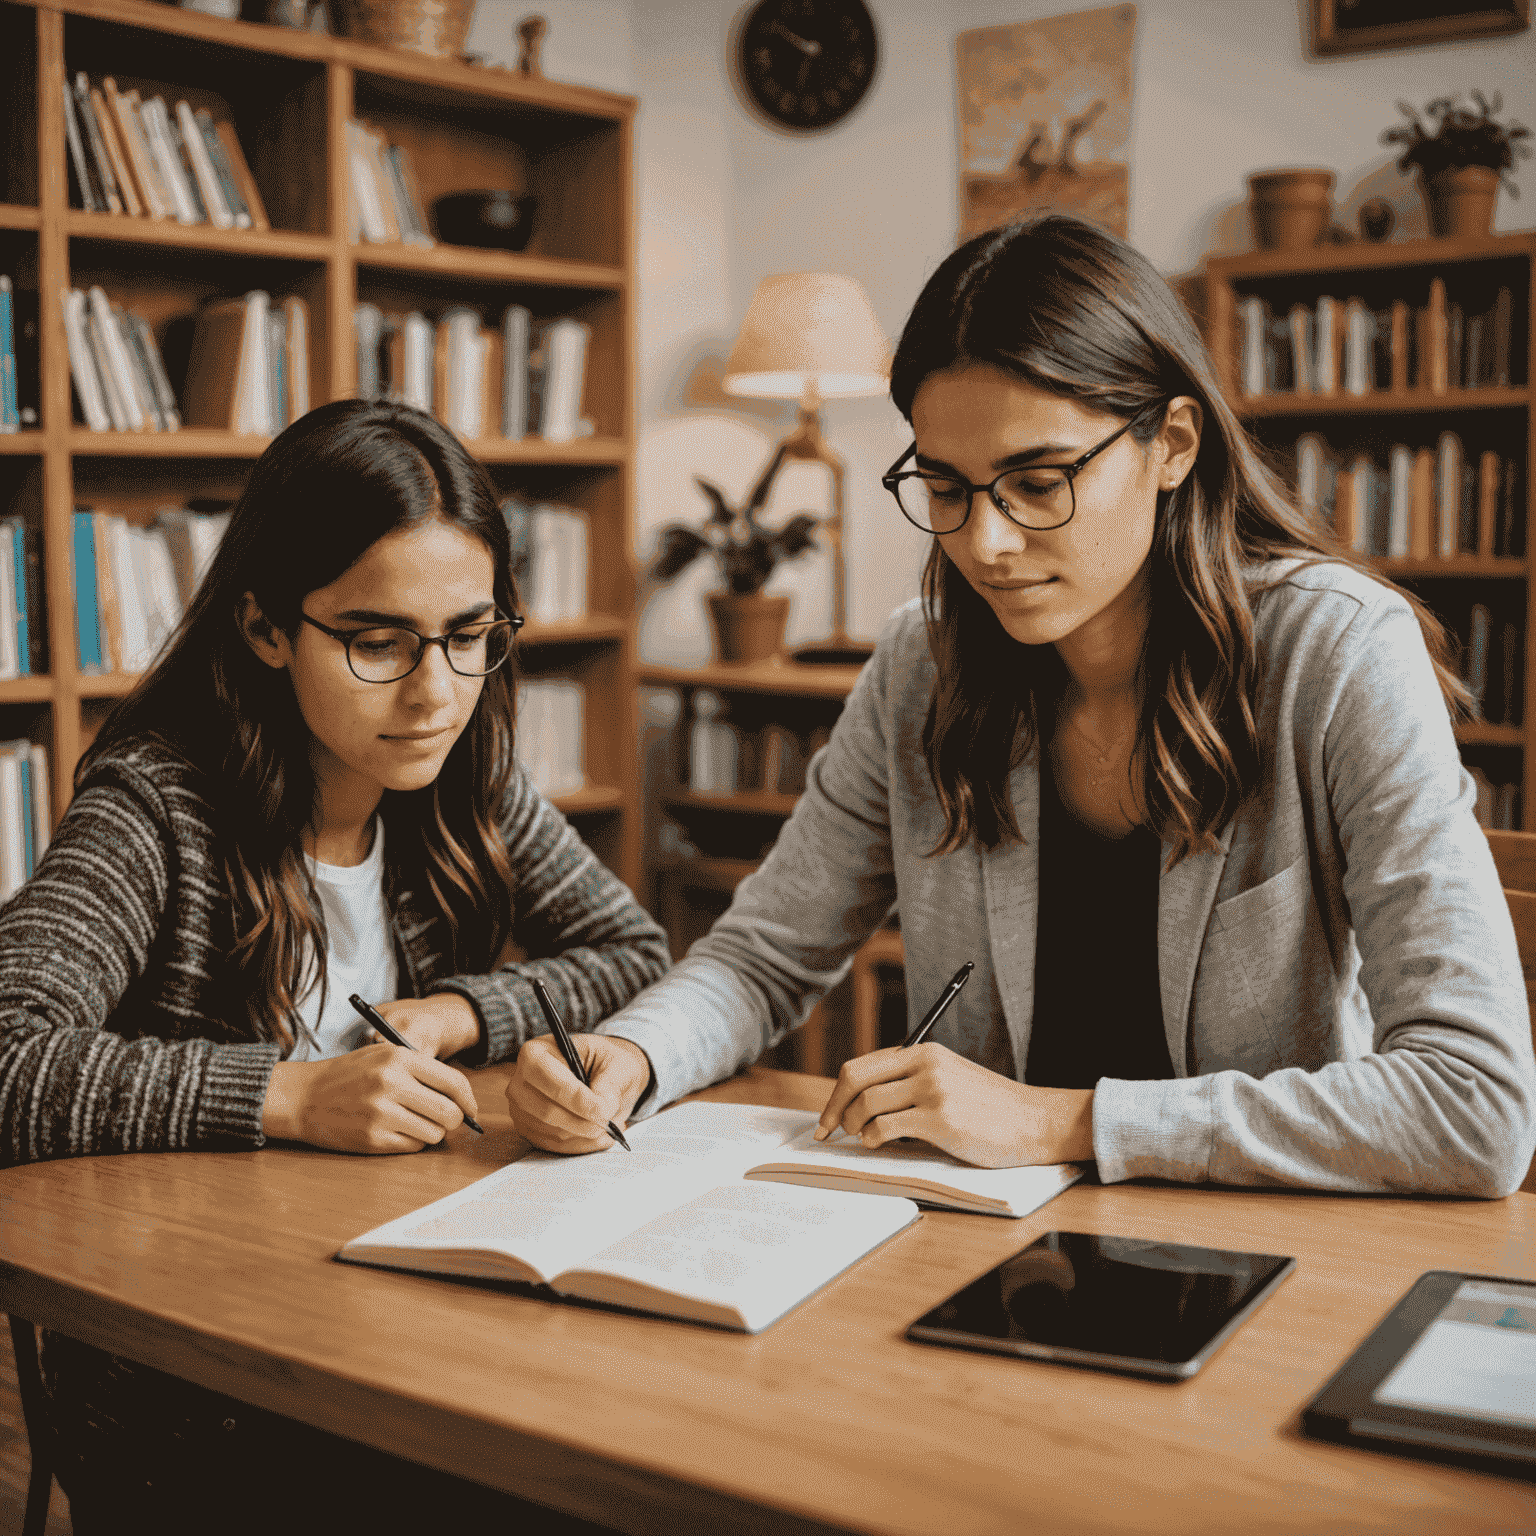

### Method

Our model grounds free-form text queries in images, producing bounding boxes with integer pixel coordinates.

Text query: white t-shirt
[289,818,399,1061]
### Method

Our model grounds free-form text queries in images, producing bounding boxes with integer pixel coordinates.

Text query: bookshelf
[639,658,905,1075]
[1201,229,1535,827]
[0,0,641,889]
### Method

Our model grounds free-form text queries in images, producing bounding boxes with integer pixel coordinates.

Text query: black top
[1025,747,1174,1089]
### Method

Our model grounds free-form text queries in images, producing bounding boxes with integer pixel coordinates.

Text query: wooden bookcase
[0,0,641,888]
[639,658,906,1075]
[1201,230,1535,824]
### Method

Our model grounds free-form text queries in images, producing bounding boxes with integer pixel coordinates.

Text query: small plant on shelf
[1382,91,1530,193]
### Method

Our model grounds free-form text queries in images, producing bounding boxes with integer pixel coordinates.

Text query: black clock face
[738,0,878,133]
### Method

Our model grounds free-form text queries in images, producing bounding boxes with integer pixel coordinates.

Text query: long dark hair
[890,214,1468,863]
[79,400,520,1049]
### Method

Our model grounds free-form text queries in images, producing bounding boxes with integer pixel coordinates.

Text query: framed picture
[1312,0,1529,56]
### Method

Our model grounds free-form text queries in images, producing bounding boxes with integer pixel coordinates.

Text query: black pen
[901,961,974,1048]
[530,979,632,1152]
[347,993,485,1135]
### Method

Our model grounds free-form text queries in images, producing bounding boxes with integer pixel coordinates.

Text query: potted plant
[649,453,819,664]
[1382,92,1530,238]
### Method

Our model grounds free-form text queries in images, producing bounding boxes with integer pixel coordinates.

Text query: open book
[338,1103,1082,1331]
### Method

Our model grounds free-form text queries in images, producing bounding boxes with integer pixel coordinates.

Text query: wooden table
[3,1066,1533,1535]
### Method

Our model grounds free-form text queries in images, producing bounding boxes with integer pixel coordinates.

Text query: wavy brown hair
[889,214,1470,863]
[78,400,521,1051]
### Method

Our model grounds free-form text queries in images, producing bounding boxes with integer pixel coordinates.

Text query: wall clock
[736,0,879,133]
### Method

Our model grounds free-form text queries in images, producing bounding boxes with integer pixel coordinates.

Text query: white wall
[480,0,1536,664]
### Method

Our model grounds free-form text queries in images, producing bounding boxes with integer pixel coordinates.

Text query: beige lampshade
[723,273,890,401]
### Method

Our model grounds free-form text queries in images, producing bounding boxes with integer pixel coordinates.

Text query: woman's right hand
[506,1034,652,1154]
[261,1044,480,1153]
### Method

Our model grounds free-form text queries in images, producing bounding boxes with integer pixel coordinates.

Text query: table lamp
[723,272,889,665]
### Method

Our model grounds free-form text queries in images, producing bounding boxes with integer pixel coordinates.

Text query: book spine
[1238,297,1265,397]
[214,119,269,231]
[90,83,143,218]
[1313,297,1338,396]
[116,306,164,431]
[71,510,104,672]
[84,307,130,431]
[61,78,101,212]
[61,289,109,430]
[0,277,16,433]
[164,110,209,224]
[1343,299,1368,397]
[1435,432,1460,557]
[104,83,168,221]
[10,521,29,676]
[145,97,200,225]
[0,522,19,680]
[1287,305,1312,394]
[177,100,233,229]
[129,312,181,430]
[1491,286,1512,388]
[1467,603,1491,719]
[196,110,251,229]
[86,287,143,431]
[72,73,122,214]
[1478,451,1500,558]
[1408,446,1434,560]
[1426,277,1448,394]
[1386,444,1411,558]
[1389,300,1409,393]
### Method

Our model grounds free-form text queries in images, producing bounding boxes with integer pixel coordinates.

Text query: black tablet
[1302,1270,1536,1478]
[906,1231,1296,1381]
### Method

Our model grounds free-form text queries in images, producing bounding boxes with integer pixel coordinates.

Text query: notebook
[337,1102,1080,1331]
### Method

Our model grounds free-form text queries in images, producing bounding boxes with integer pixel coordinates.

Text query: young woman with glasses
[0,398,667,1532]
[511,213,1533,1200]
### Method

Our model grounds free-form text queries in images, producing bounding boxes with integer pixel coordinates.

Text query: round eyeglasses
[300,611,524,684]
[881,409,1159,536]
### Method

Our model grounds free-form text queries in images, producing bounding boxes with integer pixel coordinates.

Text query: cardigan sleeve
[0,766,280,1166]
[426,766,671,1064]
[1093,591,1536,1196]
[593,627,901,1114]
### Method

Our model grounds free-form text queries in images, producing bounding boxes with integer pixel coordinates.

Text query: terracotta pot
[1247,168,1335,252]
[707,592,791,664]
[1422,166,1500,238]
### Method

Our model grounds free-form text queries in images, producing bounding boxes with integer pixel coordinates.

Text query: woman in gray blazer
[511,214,1535,1195]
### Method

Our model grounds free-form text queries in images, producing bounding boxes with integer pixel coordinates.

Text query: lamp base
[790,637,876,667]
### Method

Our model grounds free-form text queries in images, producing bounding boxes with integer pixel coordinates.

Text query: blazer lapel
[1157,819,1235,1076]
[982,753,1041,1078]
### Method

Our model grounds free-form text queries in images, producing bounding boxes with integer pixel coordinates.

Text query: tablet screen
[909,1232,1293,1369]
[1371,1279,1536,1430]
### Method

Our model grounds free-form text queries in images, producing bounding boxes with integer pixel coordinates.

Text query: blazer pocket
[1197,858,1314,1075]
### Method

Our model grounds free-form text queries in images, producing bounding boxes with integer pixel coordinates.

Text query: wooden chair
[1485,830,1536,1193]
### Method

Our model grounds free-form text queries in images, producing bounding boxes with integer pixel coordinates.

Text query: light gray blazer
[601,559,1536,1195]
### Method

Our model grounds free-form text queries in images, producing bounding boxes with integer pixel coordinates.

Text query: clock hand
[769,19,822,55]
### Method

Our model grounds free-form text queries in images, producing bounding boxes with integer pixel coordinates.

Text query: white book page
[555,1181,918,1333]
[748,1128,1081,1215]
[341,1103,818,1284]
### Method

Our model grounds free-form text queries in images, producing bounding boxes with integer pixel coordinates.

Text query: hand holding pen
[347,994,485,1135]
[530,979,632,1152]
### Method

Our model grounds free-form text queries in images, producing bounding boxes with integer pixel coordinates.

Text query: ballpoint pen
[902,961,974,1048]
[530,978,633,1152]
[347,993,485,1135]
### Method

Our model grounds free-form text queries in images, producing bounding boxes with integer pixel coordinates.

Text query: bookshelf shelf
[663,788,802,819]
[1202,228,1535,828]
[638,658,867,699]
[354,244,626,292]
[65,211,334,262]
[1240,385,1528,419]
[3,0,642,890]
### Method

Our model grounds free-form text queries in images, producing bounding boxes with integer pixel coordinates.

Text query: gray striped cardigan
[0,736,670,1165]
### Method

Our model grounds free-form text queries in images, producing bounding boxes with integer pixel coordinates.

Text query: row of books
[0,277,40,432]
[1296,433,1523,560]
[501,498,589,624]
[0,516,43,680]
[0,741,50,902]
[1238,282,1516,397]
[67,288,311,436]
[1457,603,1521,726]
[347,119,432,248]
[63,71,268,230]
[518,679,585,799]
[72,507,230,673]
[1470,772,1521,832]
[687,692,833,797]
[355,304,591,443]
[65,286,181,433]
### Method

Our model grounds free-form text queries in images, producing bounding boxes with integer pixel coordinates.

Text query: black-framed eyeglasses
[300,610,524,684]
[882,407,1161,536]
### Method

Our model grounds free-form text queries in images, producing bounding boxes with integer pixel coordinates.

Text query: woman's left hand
[363,994,483,1059]
[814,1042,1095,1168]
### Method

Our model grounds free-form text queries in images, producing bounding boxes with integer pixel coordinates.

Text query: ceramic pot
[707,592,790,664]
[1247,169,1335,251]
[1422,166,1500,238]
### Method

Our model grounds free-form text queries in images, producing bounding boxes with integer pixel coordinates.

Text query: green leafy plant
[649,450,819,597]
[1383,91,1530,195]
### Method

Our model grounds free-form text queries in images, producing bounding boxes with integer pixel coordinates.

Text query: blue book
[16,751,33,878]
[0,276,17,432]
[72,511,103,672]
[9,521,28,677]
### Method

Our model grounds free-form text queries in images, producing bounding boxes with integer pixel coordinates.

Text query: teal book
[16,750,32,877]
[72,511,103,672]
[0,276,17,432]
[9,520,29,676]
